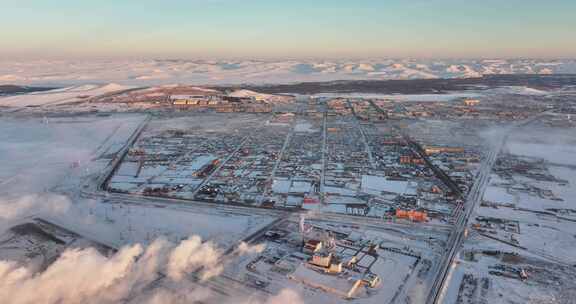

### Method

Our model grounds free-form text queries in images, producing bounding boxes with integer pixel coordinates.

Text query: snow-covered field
[0,114,147,238]
[443,237,576,304]
[313,92,482,102]
[0,114,144,196]
[505,128,576,166]
[46,197,277,249]
[0,83,133,107]
[443,125,576,304]
[311,85,555,102]
[1,58,575,86]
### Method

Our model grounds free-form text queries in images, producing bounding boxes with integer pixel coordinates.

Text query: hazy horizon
[2,0,575,59]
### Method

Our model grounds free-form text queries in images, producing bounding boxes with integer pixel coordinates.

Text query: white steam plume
[0,235,294,304]
[167,235,223,281]
[0,193,71,233]
[0,193,70,221]
[237,241,266,255]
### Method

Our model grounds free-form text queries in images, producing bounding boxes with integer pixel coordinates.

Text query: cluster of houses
[171,94,273,113]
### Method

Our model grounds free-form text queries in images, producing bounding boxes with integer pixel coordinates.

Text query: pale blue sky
[1,0,575,58]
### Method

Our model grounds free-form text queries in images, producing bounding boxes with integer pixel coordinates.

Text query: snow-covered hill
[0,83,133,107]
[1,58,575,86]
[228,89,293,103]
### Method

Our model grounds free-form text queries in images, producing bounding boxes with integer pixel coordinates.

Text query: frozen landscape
[3,0,576,302]
[1,72,575,304]
[2,58,576,86]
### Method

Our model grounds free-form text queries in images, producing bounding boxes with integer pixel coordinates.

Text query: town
[1,75,576,304]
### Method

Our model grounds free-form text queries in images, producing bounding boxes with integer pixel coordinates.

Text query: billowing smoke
[237,241,266,255]
[0,244,143,304]
[167,235,223,281]
[0,235,303,304]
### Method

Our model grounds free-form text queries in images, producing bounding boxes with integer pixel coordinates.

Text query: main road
[426,133,503,304]
[428,110,552,304]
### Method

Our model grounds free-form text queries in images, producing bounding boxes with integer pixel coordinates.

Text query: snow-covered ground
[1,58,575,86]
[0,112,297,304]
[220,218,445,304]
[47,197,277,249]
[442,125,576,304]
[313,92,482,102]
[0,77,573,303]
[1,112,282,249]
[0,83,133,107]
[312,85,559,102]
[0,114,144,197]
[229,89,293,103]
[442,236,576,304]
[0,114,147,237]
[505,136,576,167]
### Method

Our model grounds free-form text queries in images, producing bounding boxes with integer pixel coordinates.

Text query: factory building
[303,239,323,255]
[423,146,465,155]
[463,98,481,106]
[395,209,428,222]
[170,95,209,105]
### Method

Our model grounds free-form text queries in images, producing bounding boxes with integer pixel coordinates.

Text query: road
[403,137,464,198]
[188,135,252,197]
[187,116,278,199]
[320,107,328,199]
[346,99,376,168]
[267,115,296,190]
[365,98,555,304]
[98,114,151,191]
[428,110,553,304]
[427,133,503,304]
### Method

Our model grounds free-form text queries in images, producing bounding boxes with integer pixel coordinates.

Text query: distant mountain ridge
[1,59,575,86]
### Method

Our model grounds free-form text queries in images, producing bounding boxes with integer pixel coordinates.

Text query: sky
[1,0,575,59]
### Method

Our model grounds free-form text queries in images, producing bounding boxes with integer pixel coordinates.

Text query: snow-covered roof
[170,95,207,100]
[361,175,409,194]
